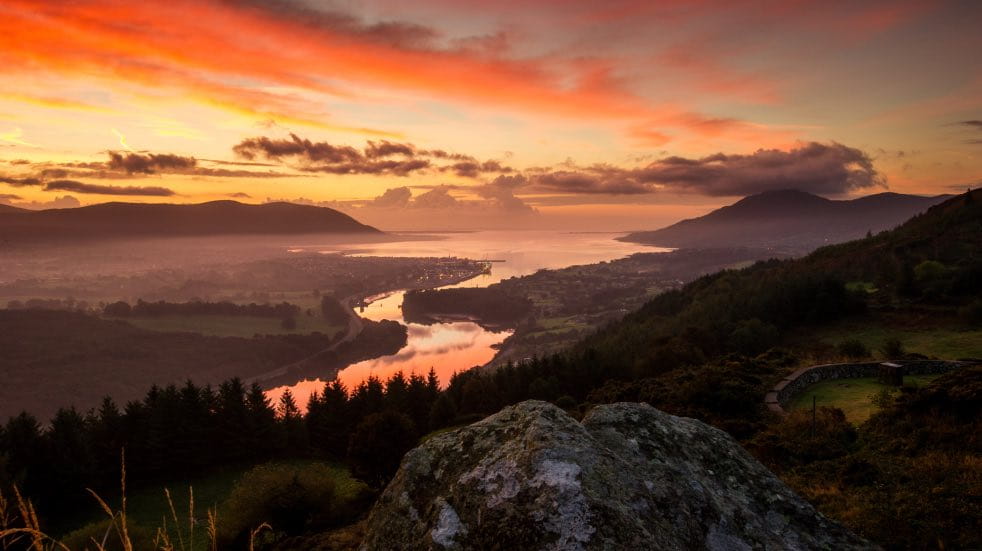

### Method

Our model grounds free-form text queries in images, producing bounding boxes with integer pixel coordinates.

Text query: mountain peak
[620,190,947,253]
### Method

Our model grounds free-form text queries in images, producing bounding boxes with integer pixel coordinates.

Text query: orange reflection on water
[265,291,511,412]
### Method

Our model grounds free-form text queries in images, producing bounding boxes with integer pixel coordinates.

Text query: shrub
[869,387,895,410]
[748,407,857,470]
[837,339,870,359]
[880,337,905,359]
[913,260,948,282]
[217,462,371,547]
[553,395,577,410]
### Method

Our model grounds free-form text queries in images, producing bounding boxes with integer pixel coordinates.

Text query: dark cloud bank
[526,142,883,197]
[233,134,510,178]
[235,133,883,200]
[2,132,886,208]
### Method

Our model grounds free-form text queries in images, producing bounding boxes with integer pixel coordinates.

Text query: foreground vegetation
[1,190,979,549]
[752,367,981,550]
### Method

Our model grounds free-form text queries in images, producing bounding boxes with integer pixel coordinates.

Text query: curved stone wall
[764,359,977,415]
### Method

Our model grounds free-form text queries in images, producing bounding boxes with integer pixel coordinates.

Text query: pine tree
[278,389,308,454]
[216,378,250,463]
[428,394,457,430]
[246,383,279,460]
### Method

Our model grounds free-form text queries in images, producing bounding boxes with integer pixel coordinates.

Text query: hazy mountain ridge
[620,189,950,253]
[0,200,380,242]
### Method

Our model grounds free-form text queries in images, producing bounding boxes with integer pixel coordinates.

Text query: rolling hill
[620,189,949,253]
[0,200,380,242]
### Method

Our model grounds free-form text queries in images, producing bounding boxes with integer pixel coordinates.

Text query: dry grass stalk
[205,508,217,551]
[1,448,274,551]
[248,523,271,551]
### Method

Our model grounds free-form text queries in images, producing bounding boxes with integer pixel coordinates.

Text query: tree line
[0,370,443,532]
[104,299,302,319]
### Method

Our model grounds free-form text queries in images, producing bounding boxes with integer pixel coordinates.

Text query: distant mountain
[0,204,26,214]
[584,188,982,368]
[620,189,949,253]
[0,200,380,242]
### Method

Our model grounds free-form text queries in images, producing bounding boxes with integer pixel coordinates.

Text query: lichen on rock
[361,400,876,550]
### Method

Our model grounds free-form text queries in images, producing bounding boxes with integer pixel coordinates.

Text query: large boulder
[362,401,874,550]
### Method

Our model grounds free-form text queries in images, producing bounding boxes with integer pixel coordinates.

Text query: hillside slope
[587,189,981,375]
[620,189,948,253]
[0,200,380,242]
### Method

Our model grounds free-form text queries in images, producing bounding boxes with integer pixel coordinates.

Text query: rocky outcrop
[362,401,874,550]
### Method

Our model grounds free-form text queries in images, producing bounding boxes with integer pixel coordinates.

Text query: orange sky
[1,0,980,229]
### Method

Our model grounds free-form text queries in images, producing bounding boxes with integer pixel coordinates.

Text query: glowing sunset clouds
[0,0,980,228]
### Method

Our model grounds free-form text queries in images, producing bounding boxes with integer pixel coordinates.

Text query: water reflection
[266,231,660,410]
[266,290,512,411]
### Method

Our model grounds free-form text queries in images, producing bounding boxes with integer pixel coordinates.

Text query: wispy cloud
[0,0,809,145]
[0,127,37,147]
[43,180,176,196]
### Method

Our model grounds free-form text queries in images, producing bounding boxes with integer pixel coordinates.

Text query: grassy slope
[808,319,982,360]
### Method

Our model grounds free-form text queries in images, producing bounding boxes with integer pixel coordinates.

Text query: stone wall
[764,360,977,415]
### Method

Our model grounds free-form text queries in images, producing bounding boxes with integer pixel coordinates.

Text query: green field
[813,321,982,360]
[789,374,941,423]
[115,314,347,338]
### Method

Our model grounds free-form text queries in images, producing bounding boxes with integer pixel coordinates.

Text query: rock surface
[362,401,875,550]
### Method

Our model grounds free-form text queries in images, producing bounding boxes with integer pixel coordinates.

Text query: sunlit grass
[789,374,941,423]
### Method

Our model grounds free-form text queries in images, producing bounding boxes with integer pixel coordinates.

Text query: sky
[0,0,980,230]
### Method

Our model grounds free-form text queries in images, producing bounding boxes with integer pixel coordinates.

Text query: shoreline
[248,264,488,387]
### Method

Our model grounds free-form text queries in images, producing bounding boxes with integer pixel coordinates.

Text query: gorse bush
[218,462,371,548]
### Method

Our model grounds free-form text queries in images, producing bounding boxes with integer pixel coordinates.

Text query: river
[265,231,662,410]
